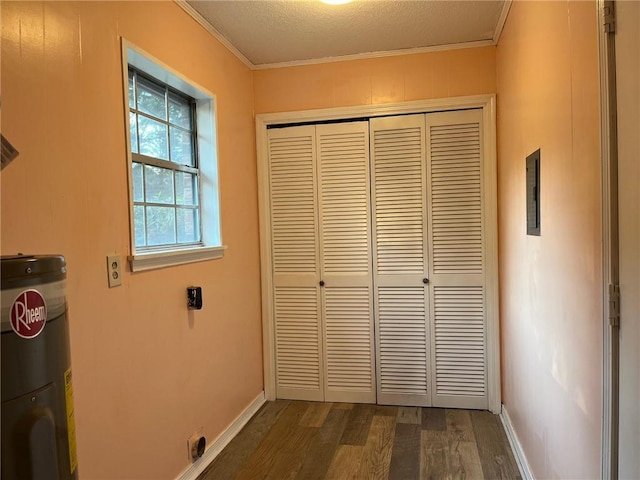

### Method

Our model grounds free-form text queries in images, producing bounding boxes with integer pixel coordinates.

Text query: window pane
[132,162,144,202]
[128,71,135,109]
[130,112,138,154]
[175,171,198,206]
[146,206,176,246]
[144,165,174,204]
[134,205,146,247]
[137,76,166,120]
[138,116,169,160]
[170,127,194,166]
[177,208,200,243]
[169,94,191,129]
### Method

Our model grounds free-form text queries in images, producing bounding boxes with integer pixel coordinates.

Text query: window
[129,69,201,248]
[123,41,223,271]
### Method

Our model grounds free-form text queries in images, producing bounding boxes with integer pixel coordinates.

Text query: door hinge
[603,1,616,34]
[608,283,620,327]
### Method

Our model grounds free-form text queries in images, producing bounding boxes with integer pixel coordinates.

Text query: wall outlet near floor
[187,432,206,462]
[106,255,122,288]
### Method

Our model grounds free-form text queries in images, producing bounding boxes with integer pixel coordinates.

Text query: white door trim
[597,1,620,479]
[256,94,501,413]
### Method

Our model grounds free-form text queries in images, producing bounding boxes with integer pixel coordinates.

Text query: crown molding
[174,0,254,70]
[253,40,495,71]
[493,0,512,44]
[175,0,508,71]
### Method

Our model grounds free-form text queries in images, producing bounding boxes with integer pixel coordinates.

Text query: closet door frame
[256,94,501,413]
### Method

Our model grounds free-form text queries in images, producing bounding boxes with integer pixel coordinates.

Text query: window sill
[129,245,226,272]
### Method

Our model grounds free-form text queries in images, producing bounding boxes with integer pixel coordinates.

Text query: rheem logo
[10,289,47,339]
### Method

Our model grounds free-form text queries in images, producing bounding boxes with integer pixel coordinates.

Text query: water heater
[1,255,78,479]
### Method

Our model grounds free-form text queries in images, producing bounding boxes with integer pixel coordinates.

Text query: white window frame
[121,39,225,271]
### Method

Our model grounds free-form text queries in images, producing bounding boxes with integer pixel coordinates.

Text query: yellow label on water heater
[64,367,78,474]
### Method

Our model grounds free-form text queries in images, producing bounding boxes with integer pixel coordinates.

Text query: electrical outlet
[106,255,122,288]
[188,433,206,462]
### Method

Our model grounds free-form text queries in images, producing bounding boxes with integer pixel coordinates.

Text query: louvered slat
[324,287,372,391]
[433,286,485,397]
[269,132,318,274]
[274,286,321,392]
[429,120,483,274]
[373,126,425,274]
[318,122,375,403]
[378,286,428,395]
[318,128,370,274]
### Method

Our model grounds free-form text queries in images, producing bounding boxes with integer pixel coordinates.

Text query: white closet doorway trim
[256,94,501,414]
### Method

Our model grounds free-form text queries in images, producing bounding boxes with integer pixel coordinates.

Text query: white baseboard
[500,404,534,480]
[177,391,267,480]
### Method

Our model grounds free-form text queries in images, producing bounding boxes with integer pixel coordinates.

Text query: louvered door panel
[269,128,318,275]
[378,286,428,397]
[317,122,375,403]
[318,124,370,274]
[267,111,494,409]
[370,115,431,406]
[430,120,483,274]
[426,110,488,409]
[324,286,373,402]
[274,286,322,400]
[373,127,425,274]
[433,286,485,406]
[268,126,323,402]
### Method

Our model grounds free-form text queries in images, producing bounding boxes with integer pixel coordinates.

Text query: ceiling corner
[174,0,256,70]
[493,0,513,45]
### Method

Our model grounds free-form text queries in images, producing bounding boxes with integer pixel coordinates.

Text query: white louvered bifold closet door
[317,122,375,403]
[426,109,488,410]
[370,115,432,407]
[268,126,324,402]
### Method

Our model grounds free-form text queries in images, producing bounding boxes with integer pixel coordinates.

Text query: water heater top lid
[1,255,66,290]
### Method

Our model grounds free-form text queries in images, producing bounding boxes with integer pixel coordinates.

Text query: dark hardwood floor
[198,400,522,480]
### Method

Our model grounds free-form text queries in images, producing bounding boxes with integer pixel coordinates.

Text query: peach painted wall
[496,1,602,478]
[253,46,496,113]
[1,2,263,478]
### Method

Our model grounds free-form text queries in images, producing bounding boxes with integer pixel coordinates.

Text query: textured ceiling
[185,0,508,68]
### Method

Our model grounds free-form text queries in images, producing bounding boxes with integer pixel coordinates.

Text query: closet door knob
[423,278,429,284]
[319,280,325,287]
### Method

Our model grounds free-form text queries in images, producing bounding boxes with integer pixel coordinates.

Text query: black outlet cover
[187,286,203,310]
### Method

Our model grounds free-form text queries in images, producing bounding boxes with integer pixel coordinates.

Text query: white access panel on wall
[426,109,488,409]
[370,114,432,407]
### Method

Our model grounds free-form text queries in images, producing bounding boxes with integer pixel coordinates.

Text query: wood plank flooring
[198,401,521,480]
